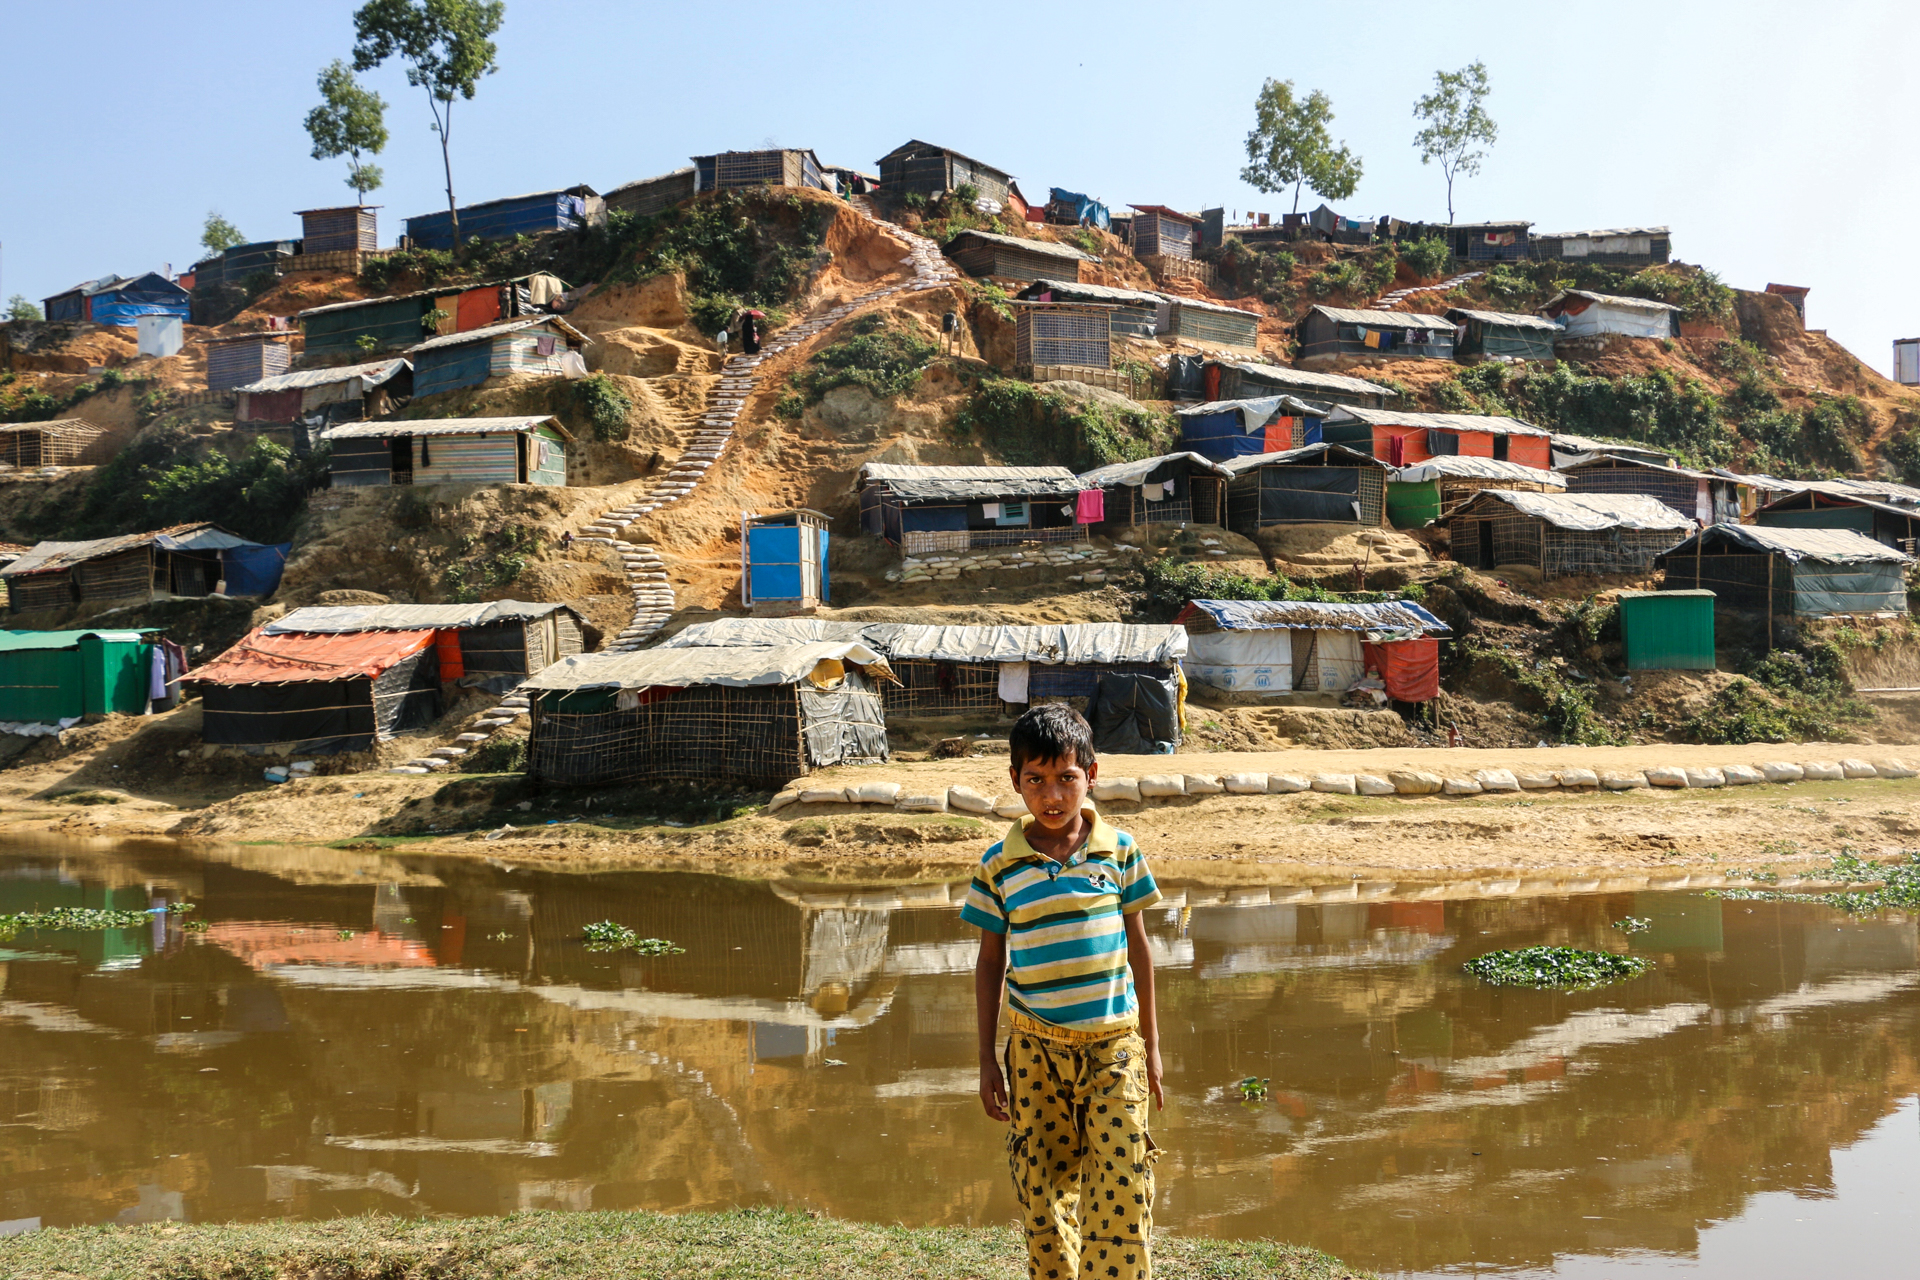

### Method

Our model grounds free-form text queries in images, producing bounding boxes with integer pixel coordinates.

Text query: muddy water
[0,839,1915,1277]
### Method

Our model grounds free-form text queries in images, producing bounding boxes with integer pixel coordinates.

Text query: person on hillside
[715,326,729,356]
[965,705,1163,1280]
[741,311,761,355]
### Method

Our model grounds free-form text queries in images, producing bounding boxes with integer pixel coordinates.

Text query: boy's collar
[1005,805,1119,863]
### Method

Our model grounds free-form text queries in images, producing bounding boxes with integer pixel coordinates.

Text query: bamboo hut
[1014,279,1162,338]
[1531,226,1671,267]
[1656,525,1912,620]
[1014,303,1111,370]
[233,359,412,426]
[1297,307,1454,361]
[0,420,111,468]
[877,140,1013,206]
[603,167,697,217]
[321,416,572,488]
[1448,490,1691,577]
[1221,443,1391,533]
[263,601,587,694]
[404,186,600,250]
[1206,359,1389,410]
[188,628,442,754]
[1445,307,1560,362]
[1176,598,1448,699]
[693,150,829,193]
[406,316,588,398]
[295,206,380,253]
[1127,205,1200,259]
[1,523,288,614]
[856,463,1087,555]
[1319,406,1553,470]
[1386,455,1565,528]
[1076,453,1231,531]
[1752,485,1920,552]
[941,229,1089,284]
[1177,396,1327,463]
[1440,220,1532,262]
[1561,455,1730,525]
[1539,290,1679,339]
[297,274,568,359]
[1162,296,1260,352]
[204,333,293,392]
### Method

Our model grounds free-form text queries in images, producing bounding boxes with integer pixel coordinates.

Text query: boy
[962,704,1164,1280]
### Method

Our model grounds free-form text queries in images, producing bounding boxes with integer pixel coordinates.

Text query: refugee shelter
[1297,307,1454,361]
[1,524,288,614]
[1177,396,1329,462]
[1656,525,1912,619]
[942,229,1089,284]
[692,149,828,193]
[856,463,1088,554]
[1221,443,1391,532]
[204,333,292,392]
[1076,453,1231,531]
[877,140,1014,206]
[1014,303,1111,369]
[321,416,571,488]
[1320,406,1553,469]
[1617,590,1715,671]
[1206,359,1390,411]
[406,316,588,398]
[1440,221,1532,262]
[1448,490,1691,578]
[1900,338,1920,387]
[522,643,895,789]
[1531,227,1671,266]
[404,186,600,250]
[263,601,587,694]
[1445,307,1560,361]
[1128,206,1200,259]
[233,359,412,425]
[1162,296,1260,352]
[603,167,696,217]
[1176,598,1448,700]
[1550,433,1674,470]
[742,509,830,614]
[0,629,159,724]
[0,420,111,469]
[193,240,297,293]
[296,206,379,253]
[298,274,567,358]
[1386,455,1565,528]
[1562,455,1738,526]
[1014,280,1161,338]
[42,273,190,327]
[1753,485,1920,551]
[1539,290,1680,339]
[188,628,441,754]
[1046,189,1110,229]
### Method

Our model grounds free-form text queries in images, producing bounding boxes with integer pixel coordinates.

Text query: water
[0,838,1914,1276]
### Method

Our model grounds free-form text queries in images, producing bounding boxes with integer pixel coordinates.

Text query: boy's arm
[975,929,1009,1121]
[1123,910,1164,1111]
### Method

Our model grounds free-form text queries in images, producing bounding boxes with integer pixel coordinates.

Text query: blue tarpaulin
[406,191,587,251]
[84,273,190,328]
[221,543,290,597]
[1047,188,1110,230]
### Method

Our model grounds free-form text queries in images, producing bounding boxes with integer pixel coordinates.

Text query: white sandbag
[1722,764,1765,786]
[1801,761,1845,781]
[994,796,1030,819]
[1311,773,1357,795]
[1645,766,1689,788]
[1388,769,1443,795]
[1762,761,1805,782]
[1223,772,1269,794]
[1138,774,1186,798]
[947,785,996,814]
[1183,774,1225,795]
[767,790,802,812]
[851,781,902,805]
[1268,773,1310,794]
[895,792,948,813]
[1090,777,1142,804]
[799,786,849,805]
[1841,759,1878,779]
[1516,770,1560,790]
[1684,767,1726,789]
[1601,771,1648,790]
[1474,768,1521,793]
[1355,774,1396,796]
[1557,768,1599,789]
[1442,776,1483,795]
[1873,758,1917,779]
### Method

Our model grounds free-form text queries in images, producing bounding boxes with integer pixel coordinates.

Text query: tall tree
[1240,79,1363,215]
[305,59,390,203]
[351,0,504,251]
[201,212,246,255]
[1413,61,1498,224]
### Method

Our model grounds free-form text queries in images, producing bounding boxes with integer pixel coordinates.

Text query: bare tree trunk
[440,100,459,250]
[1292,179,1303,215]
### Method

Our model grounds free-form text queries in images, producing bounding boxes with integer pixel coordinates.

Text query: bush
[1209,240,1297,308]
[62,432,325,544]
[1398,236,1451,280]
[464,735,527,773]
[1463,946,1651,989]
[1137,558,1416,618]
[1306,260,1364,299]
[794,316,938,402]
[573,373,632,442]
[605,190,833,328]
[953,377,1177,471]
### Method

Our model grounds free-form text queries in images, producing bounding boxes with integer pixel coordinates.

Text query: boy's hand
[1145,1044,1164,1111]
[979,1054,1009,1121]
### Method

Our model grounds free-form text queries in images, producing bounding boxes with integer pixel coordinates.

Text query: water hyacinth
[581,921,685,955]
[0,902,195,941]
[1463,946,1652,989]
[1708,849,1920,912]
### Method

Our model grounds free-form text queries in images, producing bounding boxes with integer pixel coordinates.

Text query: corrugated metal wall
[405,194,584,251]
[414,432,519,485]
[411,343,494,398]
[207,339,291,392]
[489,332,572,379]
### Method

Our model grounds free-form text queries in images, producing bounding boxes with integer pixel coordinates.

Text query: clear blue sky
[4,0,1914,372]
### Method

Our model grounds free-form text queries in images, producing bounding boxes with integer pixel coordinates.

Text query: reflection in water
[0,842,1914,1276]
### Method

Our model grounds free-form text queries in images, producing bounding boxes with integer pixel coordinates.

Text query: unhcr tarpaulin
[221,544,290,597]
[521,642,894,692]
[660,619,1187,666]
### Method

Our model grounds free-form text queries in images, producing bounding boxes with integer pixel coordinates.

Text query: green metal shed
[1617,590,1715,671]
[0,630,157,723]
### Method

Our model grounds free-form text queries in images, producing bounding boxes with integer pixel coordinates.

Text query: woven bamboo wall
[529,684,808,788]
[1015,306,1110,368]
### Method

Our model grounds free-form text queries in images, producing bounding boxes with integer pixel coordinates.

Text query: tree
[6,295,42,322]
[351,0,505,251]
[305,59,389,203]
[201,211,246,255]
[1240,79,1363,215]
[1413,61,1498,223]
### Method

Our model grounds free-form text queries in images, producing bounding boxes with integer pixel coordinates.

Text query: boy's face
[1010,753,1098,832]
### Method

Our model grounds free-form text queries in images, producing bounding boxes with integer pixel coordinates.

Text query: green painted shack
[0,629,157,724]
[1617,590,1715,671]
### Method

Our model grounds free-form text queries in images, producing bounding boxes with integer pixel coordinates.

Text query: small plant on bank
[773,391,805,420]
[1463,946,1651,989]
[1236,1076,1270,1101]
[1709,849,1920,913]
[581,921,685,955]
[573,372,633,441]
[1613,917,1652,934]
[465,735,527,773]
[794,316,939,402]
[1398,236,1451,280]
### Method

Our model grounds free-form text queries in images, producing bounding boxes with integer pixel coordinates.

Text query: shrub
[1209,240,1297,307]
[605,190,832,324]
[794,316,938,402]
[66,432,326,544]
[1713,339,1770,378]
[953,377,1177,472]
[773,391,805,420]
[573,373,632,442]
[1306,260,1364,299]
[464,735,527,773]
[1398,236,1451,280]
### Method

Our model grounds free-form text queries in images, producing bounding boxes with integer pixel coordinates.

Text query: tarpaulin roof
[1174,395,1324,427]
[521,642,893,692]
[1077,452,1230,487]
[857,461,1081,501]
[0,629,152,652]
[0,418,104,438]
[1392,456,1567,486]
[1444,307,1563,332]
[1216,442,1390,475]
[1666,524,1914,564]
[1462,490,1694,531]
[1,523,256,579]
[1128,204,1201,223]
[1016,278,1164,307]
[1542,290,1681,313]
[661,619,1187,664]
[265,601,583,634]
[232,359,409,395]
[189,628,436,686]
[1307,305,1452,328]
[1167,294,1259,317]
[941,229,1090,260]
[1550,433,1673,464]
[1537,226,1670,239]
[321,415,573,442]
[1207,360,1390,397]
[1176,598,1450,636]
[1325,405,1550,438]
[406,315,588,354]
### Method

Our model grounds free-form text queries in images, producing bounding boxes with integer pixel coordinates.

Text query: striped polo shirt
[960,807,1161,1033]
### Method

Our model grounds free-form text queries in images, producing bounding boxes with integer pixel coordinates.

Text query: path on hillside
[1372,268,1482,311]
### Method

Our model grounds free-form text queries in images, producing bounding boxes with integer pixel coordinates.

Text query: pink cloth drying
[1075,488,1105,524]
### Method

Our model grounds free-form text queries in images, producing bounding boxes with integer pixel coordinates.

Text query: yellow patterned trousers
[1003,1012,1157,1280]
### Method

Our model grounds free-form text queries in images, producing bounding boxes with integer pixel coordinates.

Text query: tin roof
[876,139,1011,179]
[1128,204,1201,224]
[1208,360,1391,398]
[1306,305,1453,328]
[189,628,437,686]
[1542,290,1681,313]
[1668,524,1913,564]
[1016,278,1164,307]
[1168,294,1260,318]
[295,273,567,319]
[1216,443,1388,475]
[1392,456,1566,486]
[320,415,573,443]
[1175,598,1450,635]
[292,204,383,216]
[942,229,1090,261]
[661,619,1186,665]
[1076,452,1230,488]
[1444,307,1563,332]
[1536,226,1670,239]
[859,462,1074,484]
[405,315,587,354]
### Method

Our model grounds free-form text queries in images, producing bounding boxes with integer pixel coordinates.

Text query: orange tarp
[190,628,437,685]
[1362,637,1440,702]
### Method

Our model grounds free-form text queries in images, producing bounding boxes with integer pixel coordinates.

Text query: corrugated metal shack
[0,629,159,724]
[1442,220,1532,262]
[188,627,441,754]
[1386,455,1565,528]
[1298,306,1454,361]
[234,359,412,425]
[877,140,1013,206]
[856,462,1087,555]
[0,420,112,469]
[1207,359,1389,410]
[322,415,572,488]
[1658,525,1913,619]
[295,205,380,253]
[1,523,288,614]
[942,229,1090,284]
[1014,304,1111,370]
[523,642,894,789]
[603,167,697,217]
[404,186,601,251]
[204,333,293,392]
[1128,205,1200,259]
[298,273,567,358]
[1220,443,1392,532]
[1320,406,1553,470]
[1539,290,1679,339]
[1448,490,1691,577]
[1445,307,1560,361]
[42,273,191,327]
[1163,295,1260,351]
[1176,396,1326,462]
[264,601,587,695]
[1076,452,1230,531]
[1015,279,1161,338]
[1176,598,1449,699]
[406,316,588,398]
[1531,226,1671,267]
[693,150,828,193]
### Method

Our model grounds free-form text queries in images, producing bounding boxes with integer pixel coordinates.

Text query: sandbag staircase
[1371,268,1483,311]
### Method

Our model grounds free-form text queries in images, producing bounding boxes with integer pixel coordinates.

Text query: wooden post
[1766,557,1774,653]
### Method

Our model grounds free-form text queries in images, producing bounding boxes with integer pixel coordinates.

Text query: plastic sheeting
[1392,456,1567,486]
[1792,563,1908,616]
[521,642,894,692]
[1178,597,1450,636]
[660,619,1187,665]
[267,601,578,634]
[1088,671,1180,755]
[221,543,289,598]
[799,677,890,767]
[1186,630,1291,694]
[1468,490,1694,532]
[1362,638,1440,701]
[1542,291,1678,339]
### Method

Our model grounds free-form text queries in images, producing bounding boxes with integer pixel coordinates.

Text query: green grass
[0,1207,1377,1279]
[1464,946,1652,989]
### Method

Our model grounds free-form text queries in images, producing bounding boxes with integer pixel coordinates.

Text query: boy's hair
[1008,704,1095,772]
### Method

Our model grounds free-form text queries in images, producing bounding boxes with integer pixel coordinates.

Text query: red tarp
[435,630,465,679]
[1362,637,1439,702]
[456,286,502,332]
[243,389,303,423]
[190,628,437,685]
